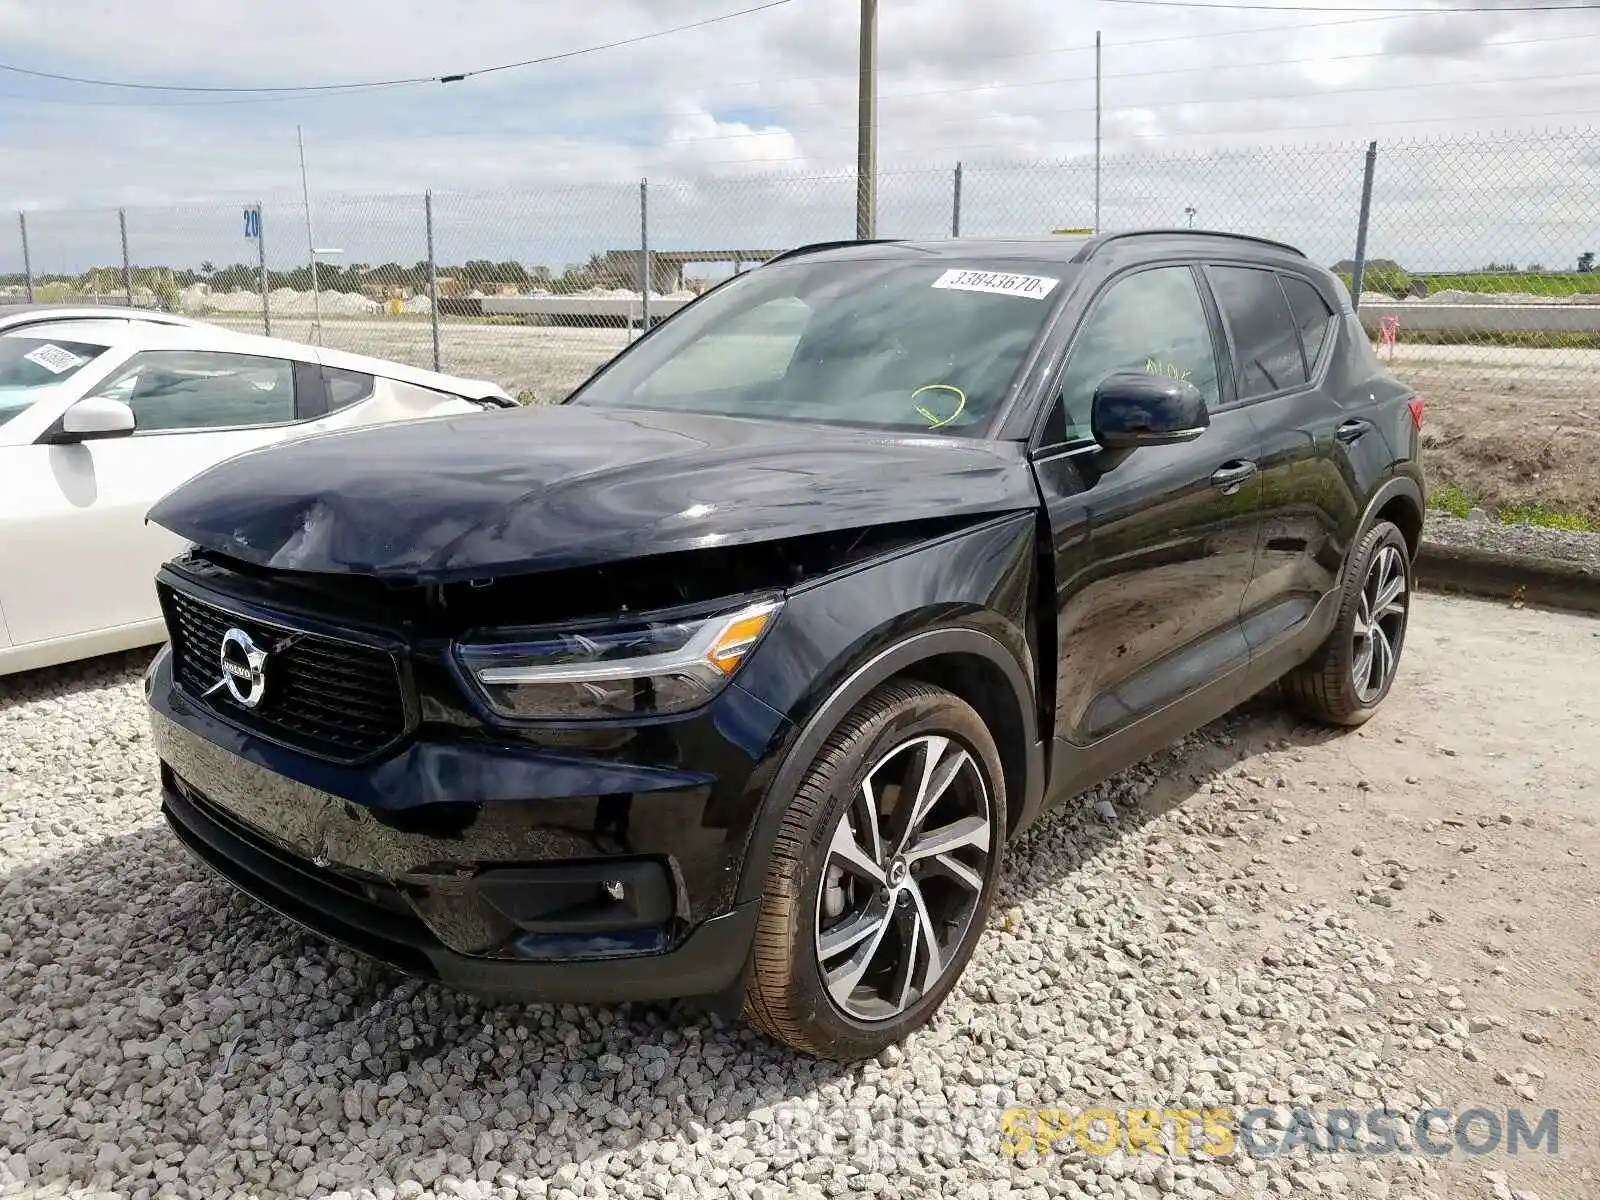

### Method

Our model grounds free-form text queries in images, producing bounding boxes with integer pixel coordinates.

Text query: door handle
[1209,460,1258,496]
[1336,418,1371,444]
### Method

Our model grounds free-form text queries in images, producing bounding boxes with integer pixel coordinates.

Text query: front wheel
[742,681,1007,1060]
[1281,519,1412,726]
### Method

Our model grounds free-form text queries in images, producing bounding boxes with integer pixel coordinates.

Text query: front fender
[729,512,1045,907]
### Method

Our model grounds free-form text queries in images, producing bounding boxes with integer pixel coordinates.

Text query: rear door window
[1208,266,1308,400]
[1279,274,1337,371]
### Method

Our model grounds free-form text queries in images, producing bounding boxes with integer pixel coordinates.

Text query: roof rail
[1075,228,1306,261]
[760,238,903,266]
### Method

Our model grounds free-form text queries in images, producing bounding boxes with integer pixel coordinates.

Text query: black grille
[160,584,409,762]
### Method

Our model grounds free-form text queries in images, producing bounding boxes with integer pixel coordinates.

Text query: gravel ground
[1,594,1596,1200]
[1420,513,1599,574]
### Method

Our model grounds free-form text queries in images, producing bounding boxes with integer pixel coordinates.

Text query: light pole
[297,126,344,345]
[1184,205,1198,229]
[856,0,878,240]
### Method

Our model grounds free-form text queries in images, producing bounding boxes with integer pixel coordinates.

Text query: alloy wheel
[813,733,993,1022]
[1352,543,1408,703]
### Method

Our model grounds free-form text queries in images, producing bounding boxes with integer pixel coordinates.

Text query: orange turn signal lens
[706,603,780,674]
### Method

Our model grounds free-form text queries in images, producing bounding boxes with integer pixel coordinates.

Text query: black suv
[144,231,1424,1059]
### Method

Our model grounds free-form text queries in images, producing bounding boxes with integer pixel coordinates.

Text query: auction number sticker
[932,269,1060,299]
[23,343,86,374]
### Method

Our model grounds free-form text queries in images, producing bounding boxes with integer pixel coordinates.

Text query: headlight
[455,598,782,721]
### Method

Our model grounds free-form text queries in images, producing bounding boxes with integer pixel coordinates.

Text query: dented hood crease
[147,405,1040,582]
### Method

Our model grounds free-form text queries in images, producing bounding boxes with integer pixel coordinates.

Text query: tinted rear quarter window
[1280,274,1337,370]
[323,366,376,413]
[1209,266,1307,400]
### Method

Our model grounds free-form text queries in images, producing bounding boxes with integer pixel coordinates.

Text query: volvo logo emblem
[218,628,269,709]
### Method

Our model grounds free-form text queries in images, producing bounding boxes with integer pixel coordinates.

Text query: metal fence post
[425,190,441,372]
[18,212,33,303]
[951,162,963,238]
[1350,141,1378,311]
[118,209,133,306]
[256,203,271,336]
[639,178,651,337]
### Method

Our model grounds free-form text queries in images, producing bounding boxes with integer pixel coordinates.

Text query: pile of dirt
[1397,349,1600,519]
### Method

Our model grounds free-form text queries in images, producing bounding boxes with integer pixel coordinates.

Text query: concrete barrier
[1359,303,1600,336]
[1415,542,1600,616]
[482,296,693,326]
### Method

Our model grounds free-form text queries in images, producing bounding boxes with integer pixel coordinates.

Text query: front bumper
[161,771,759,1002]
[147,644,773,1004]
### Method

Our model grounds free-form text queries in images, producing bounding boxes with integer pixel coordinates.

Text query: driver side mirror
[50,396,136,444]
[1091,370,1210,449]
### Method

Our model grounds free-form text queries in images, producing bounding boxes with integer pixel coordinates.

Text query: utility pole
[297,126,322,343]
[856,0,878,240]
[1094,31,1102,233]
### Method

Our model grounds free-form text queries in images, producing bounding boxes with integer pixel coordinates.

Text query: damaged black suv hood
[148,404,1039,582]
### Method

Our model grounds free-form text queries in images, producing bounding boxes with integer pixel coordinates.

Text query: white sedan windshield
[0,335,111,428]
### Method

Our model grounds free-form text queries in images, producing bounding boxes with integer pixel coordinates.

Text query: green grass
[1496,504,1595,532]
[1428,486,1594,532]
[1419,272,1599,296]
[1428,484,1474,518]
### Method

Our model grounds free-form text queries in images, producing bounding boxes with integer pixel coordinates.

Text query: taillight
[1407,396,1425,429]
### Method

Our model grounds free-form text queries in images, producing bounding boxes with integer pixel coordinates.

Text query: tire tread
[742,681,996,1059]
[1281,519,1409,727]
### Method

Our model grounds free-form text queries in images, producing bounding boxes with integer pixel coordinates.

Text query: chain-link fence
[3,128,1598,515]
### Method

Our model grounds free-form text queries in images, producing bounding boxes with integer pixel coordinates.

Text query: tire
[742,680,1007,1060]
[1281,519,1413,726]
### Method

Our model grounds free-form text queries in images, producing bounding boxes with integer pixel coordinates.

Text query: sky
[1,0,1598,274]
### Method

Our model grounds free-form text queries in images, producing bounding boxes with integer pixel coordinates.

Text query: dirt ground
[213,315,630,405]
[1165,592,1599,1197]
[1364,343,1600,520]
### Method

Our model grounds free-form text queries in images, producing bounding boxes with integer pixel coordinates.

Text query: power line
[0,83,419,108]
[640,105,1600,169]
[0,0,793,95]
[643,63,1600,147]
[361,27,1593,136]
[664,28,1598,122]
[1098,0,1600,10]
[0,12,1427,109]
[15,17,1577,120]
[562,12,1419,100]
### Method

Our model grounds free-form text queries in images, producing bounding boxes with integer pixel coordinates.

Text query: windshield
[0,335,111,429]
[569,257,1072,436]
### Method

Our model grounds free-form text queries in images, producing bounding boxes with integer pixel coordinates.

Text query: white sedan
[0,306,514,675]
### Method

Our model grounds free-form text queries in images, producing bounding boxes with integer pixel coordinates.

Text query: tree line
[0,253,630,299]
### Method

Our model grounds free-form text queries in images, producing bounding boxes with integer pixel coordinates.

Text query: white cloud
[0,0,1597,271]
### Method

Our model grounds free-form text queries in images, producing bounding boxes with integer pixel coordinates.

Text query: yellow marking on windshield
[912,383,967,430]
[1144,358,1193,383]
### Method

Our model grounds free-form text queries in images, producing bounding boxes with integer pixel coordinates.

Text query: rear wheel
[1282,519,1412,726]
[742,681,1006,1060]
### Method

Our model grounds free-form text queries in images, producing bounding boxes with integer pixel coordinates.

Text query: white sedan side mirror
[56,396,137,443]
